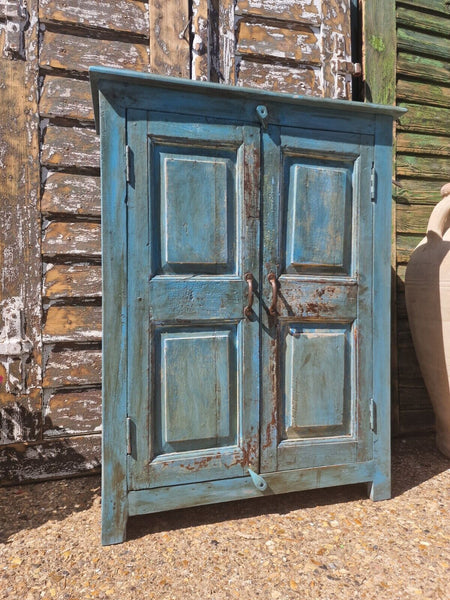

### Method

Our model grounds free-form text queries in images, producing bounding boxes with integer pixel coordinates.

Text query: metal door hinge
[370,398,377,433]
[336,60,362,76]
[370,163,376,202]
[126,145,131,184]
[126,417,132,455]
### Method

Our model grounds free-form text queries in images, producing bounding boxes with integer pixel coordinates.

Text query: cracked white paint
[0,297,33,393]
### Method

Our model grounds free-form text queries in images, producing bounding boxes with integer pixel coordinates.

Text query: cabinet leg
[102,506,128,546]
[367,475,391,502]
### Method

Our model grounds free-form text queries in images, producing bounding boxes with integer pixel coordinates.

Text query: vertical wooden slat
[191,0,209,80]
[0,1,41,445]
[149,0,190,78]
[362,0,396,105]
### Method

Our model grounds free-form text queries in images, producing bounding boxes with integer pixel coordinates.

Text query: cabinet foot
[102,515,128,546]
[367,477,391,502]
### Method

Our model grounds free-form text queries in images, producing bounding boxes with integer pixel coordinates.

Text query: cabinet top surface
[90,66,405,130]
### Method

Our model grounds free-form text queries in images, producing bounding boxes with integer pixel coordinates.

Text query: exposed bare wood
[43,306,102,342]
[236,20,320,64]
[191,0,209,80]
[41,172,100,217]
[236,0,322,26]
[43,348,101,388]
[42,222,101,258]
[39,0,149,37]
[40,76,94,122]
[41,125,100,170]
[149,0,190,77]
[396,204,434,233]
[43,389,102,437]
[321,0,352,99]
[212,0,235,84]
[0,37,41,443]
[44,264,102,300]
[396,155,450,180]
[237,60,321,94]
[396,265,407,287]
[398,104,450,136]
[40,31,149,74]
[0,435,101,484]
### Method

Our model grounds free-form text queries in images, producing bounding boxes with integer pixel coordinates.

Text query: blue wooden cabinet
[90,67,404,545]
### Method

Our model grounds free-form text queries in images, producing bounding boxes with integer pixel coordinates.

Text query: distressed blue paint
[91,68,403,545]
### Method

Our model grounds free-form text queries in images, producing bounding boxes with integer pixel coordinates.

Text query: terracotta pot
[405,182,450,457]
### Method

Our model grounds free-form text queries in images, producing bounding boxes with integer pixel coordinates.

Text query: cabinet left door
[125,109,261,492]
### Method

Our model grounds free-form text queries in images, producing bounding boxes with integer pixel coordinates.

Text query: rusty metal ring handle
[244,273,254,318]
[268,272,277,316]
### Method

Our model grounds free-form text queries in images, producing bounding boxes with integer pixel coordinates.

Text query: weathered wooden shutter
[394,0,450,433]
[0,1,41,471]
[152,0,356,98]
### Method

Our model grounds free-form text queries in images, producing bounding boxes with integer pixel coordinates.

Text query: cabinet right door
[260,126,375,473]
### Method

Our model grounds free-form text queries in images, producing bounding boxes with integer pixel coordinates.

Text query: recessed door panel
[159,149,235,274]
[285,160,353,273]
[283,324,351,436]
[156,326,237,453]
[127,110,260,490]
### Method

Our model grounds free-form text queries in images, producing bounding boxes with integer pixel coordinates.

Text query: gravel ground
[1,435,449,600]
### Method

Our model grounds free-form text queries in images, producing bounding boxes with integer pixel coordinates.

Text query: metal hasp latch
[248,468,268,491]
[256,105,268,129]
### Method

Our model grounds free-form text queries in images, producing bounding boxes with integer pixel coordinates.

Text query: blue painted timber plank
[100,92,128,546]
[128,461,376,516]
